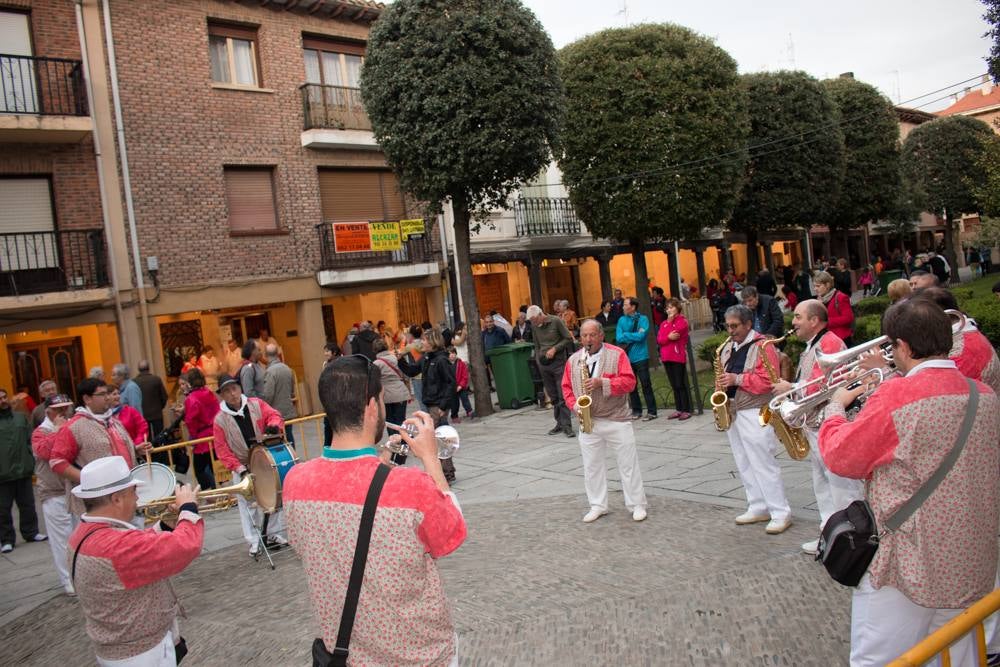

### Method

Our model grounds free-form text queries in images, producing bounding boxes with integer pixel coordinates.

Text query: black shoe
[564,428,576,438]
[547,426,563,435]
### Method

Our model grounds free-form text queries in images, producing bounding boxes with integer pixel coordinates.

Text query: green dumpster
[487,342,536,409]
[878,269,902,292]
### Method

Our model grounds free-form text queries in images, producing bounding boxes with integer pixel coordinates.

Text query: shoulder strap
[332,463,391,664]
[72,525,109,583]
[884,379,980,532]
[374,358,405,381]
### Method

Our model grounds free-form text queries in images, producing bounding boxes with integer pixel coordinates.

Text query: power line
[535,73,986,191]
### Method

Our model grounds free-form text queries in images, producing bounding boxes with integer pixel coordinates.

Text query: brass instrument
[136,474,255,523]
[710,338,734,431]
[757,332,810,460]
[577,356,594,434]
[380,424,461,463]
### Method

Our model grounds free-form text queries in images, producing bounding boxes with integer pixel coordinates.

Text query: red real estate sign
[332,222,372,253]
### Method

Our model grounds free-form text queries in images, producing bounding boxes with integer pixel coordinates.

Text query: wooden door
[9,337,85,402]
[543,266,576,313]
[473,273,510,321]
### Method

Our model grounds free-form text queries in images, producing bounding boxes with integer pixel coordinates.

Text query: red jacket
[183,387,221,453]
[656,315,689,364]
[115,405,148,446]
[825,290,854,342]
[453,358,469,391]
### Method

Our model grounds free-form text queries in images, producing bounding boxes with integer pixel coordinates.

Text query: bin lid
[487,341,534,357]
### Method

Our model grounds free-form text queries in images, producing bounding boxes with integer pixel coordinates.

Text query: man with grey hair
[718,304,792,535]
[261,343,298,445]
[31,380,58,428]
[527,305,576,437]
[88,366,105,381]
[111,364,142,411]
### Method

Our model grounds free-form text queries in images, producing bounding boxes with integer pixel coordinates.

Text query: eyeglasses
[725,323,742,330]
[92,391,109,397]
[345,354,379,398]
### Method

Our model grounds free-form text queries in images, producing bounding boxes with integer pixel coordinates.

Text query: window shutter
[318,170,389,221]
[302,35,366,56]
[224,168,278,232]
[208,22,258,41]
[379,171,408,221]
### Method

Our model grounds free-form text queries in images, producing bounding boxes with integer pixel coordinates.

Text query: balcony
[300,83,379,150]
[514,198,582,236]
[314,223,438,287]
[0,229,110,309]
[0,54,92,143]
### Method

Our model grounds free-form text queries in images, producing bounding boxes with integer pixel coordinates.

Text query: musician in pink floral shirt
[284,355,465,666]
[820,299,1000,666]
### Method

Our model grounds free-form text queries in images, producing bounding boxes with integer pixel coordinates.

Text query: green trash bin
[878,269,902,293]
[487,342,536,409]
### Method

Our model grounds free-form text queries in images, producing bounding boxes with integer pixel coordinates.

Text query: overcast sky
[520,0,993,111]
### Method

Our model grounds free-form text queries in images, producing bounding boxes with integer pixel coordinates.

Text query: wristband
[179,502,199,515]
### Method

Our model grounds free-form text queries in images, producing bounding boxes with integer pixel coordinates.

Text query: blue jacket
[616,313,650,363]
[482,326,511,353]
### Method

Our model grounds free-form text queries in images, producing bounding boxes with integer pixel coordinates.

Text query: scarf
[216,397,263,466]
[219,394,249,417]
[76,405,114,426]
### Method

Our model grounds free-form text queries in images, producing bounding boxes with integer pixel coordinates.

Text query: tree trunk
[943,214,959,284]
[452,201,494,417]
[629,238,659,368]
[745,229,760,282]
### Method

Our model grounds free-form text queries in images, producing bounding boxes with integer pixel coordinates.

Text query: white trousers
[97,630,175,667]
[578,419,647,511]
[726,409,791,522]
[806,429,865,528]
[233,470,285,546]
[851,574,979,667]
[41,495,73,589]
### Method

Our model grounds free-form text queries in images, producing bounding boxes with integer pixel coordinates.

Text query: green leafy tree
[900,115,996,275]
[822,77,901,264]
[873,171,925,252]
[557,24,749,342]
[361,0,563,416]
[730,71,845,276]
[984,0,1000,82]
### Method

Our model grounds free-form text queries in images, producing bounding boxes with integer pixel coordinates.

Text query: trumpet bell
[378,425,461,462]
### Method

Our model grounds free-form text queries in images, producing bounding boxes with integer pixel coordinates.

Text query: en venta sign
[332,219,426,253]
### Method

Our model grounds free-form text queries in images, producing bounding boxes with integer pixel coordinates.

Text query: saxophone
[577,356,594,434]
[758,332,810,461]
[710,339,734,431]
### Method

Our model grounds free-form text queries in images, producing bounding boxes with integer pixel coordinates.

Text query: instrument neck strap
[322,447,378,460]
[331,463,391,665]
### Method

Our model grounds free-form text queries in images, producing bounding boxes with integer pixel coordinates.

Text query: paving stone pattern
[0,391,856,665]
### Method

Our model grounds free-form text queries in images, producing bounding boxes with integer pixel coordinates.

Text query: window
[303,37,365,89]
[208,23,260,87]
[223,167,279,233]
[317,169,407,222]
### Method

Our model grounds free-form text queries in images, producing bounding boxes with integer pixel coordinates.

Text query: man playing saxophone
[771,300,864,555]
[719,306,792,534]
[561,320,648,523]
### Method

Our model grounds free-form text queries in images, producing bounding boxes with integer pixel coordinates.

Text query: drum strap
[72,526,109,583]
[325,463,391,666]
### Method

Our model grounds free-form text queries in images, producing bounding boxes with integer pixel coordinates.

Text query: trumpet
[137,474,255,522]
[380,424,460,463]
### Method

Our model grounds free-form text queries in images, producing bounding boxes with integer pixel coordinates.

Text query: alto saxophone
[758,332,810,461]
[577,356,594,434]
[710,339,734,431]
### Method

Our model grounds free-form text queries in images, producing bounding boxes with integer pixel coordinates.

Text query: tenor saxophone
[710,339,734,431]
[577,356,594,434]
[758,332,810,461]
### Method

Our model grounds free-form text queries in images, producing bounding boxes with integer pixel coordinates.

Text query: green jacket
[0,411,34,482]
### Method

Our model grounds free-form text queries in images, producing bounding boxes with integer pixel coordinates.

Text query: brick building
[0,0,446,412]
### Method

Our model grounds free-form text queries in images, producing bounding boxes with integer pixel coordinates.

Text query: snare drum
[129,463,177,506]
[249,443,299,513]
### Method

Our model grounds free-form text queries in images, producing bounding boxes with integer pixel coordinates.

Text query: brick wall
[103,0,404,288]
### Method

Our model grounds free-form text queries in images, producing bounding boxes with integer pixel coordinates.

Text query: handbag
[312,463,391,667]
[817,379,980,587]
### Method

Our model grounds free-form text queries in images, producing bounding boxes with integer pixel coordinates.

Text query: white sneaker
[1,543,11,553]
[267,534,288,547]
[765,518,793,534]
[582,508,608,523]
[31,533,48,542]
[249,542,260,556]
[734,512,770,525]
[801,539,819,555]
[632,507,647,522]
[64,584,76,597]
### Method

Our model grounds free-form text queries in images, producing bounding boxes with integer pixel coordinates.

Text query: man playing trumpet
[771,300,864,554]
[561,319,648,523]
[719,306,792,534]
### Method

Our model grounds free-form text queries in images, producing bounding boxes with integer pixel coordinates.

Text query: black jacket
[418,348,456,409]
[753,294,785,338]
[511,322,533,342]
[756,272,777,297]
[353,329,379,361]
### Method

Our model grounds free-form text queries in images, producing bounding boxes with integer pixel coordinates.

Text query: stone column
[694,248,707,296]
[596,252,613,300]
[664,245,681,297]
[523,253,544,308]
[720,241,732,275]
[295,298,326,415]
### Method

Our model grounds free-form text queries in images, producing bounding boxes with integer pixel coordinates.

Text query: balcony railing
[301,84,371,131]
[0,54,87,116]
[0,229,109,297]
[514,197,582,236]
[316,223,436,270]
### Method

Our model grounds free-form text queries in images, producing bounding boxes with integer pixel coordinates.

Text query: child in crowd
[858,265,875,296]
[448,346,474,422]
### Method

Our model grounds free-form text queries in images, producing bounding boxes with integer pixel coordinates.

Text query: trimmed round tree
[901,115,997,275]
[361,0,563,416]
[557,24,749,342]
[730,71,845,277]
[822,76,901,265]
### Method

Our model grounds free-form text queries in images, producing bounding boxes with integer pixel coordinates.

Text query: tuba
[710,338,734,431]
[758,332,810,460]
[577,356,594,434]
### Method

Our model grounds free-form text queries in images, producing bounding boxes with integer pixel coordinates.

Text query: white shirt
[904,358,957,378]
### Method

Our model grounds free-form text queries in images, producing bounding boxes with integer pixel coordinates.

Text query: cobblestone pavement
[1,373,856,665]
